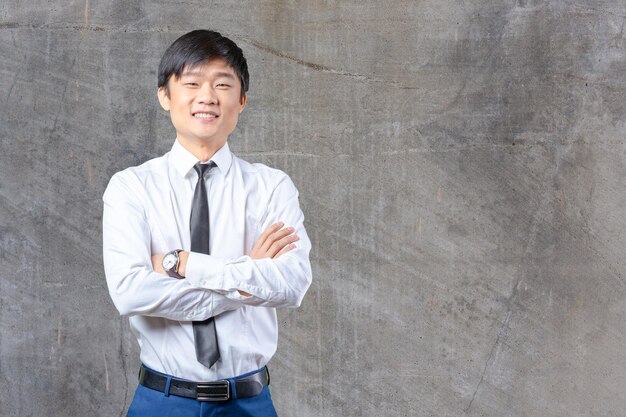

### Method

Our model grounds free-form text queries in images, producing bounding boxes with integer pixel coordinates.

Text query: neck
[178,137,226,162]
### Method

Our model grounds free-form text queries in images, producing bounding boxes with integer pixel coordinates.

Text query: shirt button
[202,280,208,286]
[186,312,194,320]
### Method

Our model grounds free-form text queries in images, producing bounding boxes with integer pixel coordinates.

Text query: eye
[216,83,231,88]
[184,82,199,87]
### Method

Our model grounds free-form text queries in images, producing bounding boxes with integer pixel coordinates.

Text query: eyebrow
[180,71,236,80]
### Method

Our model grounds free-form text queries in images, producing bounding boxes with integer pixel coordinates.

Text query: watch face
[163,253,177,270]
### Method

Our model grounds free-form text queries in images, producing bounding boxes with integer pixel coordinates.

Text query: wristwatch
[162,249,183,279]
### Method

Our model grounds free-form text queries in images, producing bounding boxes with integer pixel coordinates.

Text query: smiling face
[157,58,247,151]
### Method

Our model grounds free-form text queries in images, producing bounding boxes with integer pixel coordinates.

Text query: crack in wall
[463,141,576,414]
[571,4,626,19]
[0,22,176,32]
[0,23,419,88]
[464,303,513,413]
[232,37,417,89]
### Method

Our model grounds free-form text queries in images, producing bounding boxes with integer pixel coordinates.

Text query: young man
[102,30,312,416]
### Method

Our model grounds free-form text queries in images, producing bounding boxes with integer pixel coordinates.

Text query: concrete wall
[1,1,625,415]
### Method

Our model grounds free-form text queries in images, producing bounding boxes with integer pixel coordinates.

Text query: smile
[193,112,218,119]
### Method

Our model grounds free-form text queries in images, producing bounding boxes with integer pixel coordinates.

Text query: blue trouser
[127,366,279,417]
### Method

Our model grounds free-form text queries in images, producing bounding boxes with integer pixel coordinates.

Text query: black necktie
[190,161,220,368]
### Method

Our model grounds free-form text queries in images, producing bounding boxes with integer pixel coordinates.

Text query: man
[102,30,312,416]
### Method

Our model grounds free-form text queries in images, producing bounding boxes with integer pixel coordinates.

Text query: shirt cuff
[185,252,228,289]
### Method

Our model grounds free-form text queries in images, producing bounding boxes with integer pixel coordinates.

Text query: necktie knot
[194,161,216,179]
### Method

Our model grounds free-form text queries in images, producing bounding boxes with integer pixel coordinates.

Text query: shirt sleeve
[102,172,242,321]
[185,173,313,308]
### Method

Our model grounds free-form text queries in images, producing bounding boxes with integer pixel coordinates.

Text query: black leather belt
[138,364,270,402]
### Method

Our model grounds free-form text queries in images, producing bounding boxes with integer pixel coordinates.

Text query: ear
[157,86,171,111]
[239,92,247,114]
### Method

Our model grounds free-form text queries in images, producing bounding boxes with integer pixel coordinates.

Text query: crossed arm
[151,222,300,296]
[103,172,312,322]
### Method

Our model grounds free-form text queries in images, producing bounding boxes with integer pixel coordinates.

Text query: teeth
[195,113,217,118]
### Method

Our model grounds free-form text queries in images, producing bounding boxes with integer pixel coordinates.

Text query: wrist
[178,251,189,277]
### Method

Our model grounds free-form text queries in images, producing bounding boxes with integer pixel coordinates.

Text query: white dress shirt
[102,139,312,381]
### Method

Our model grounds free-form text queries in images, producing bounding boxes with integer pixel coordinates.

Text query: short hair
[158,30,249,100]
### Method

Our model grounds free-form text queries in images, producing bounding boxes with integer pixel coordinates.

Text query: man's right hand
[250,222,299,260]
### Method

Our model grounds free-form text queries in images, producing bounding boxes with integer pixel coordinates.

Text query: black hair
[157,30,249,100]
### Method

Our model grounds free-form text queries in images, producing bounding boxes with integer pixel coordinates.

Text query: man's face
[157,58,246,148]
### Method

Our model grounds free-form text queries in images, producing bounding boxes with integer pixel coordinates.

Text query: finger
[268,233,299,257]
[254,221,284,250]
[273,243,296,259]
[262,226,295,252]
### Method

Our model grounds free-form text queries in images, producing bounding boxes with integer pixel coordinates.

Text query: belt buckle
[196,380,230,402]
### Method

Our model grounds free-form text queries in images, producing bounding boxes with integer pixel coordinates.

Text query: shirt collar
[170,139,233,178]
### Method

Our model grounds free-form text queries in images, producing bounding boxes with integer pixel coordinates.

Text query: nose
[197,83,217,104]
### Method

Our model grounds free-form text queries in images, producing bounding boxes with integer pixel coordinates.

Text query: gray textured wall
[1,1,625,416]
